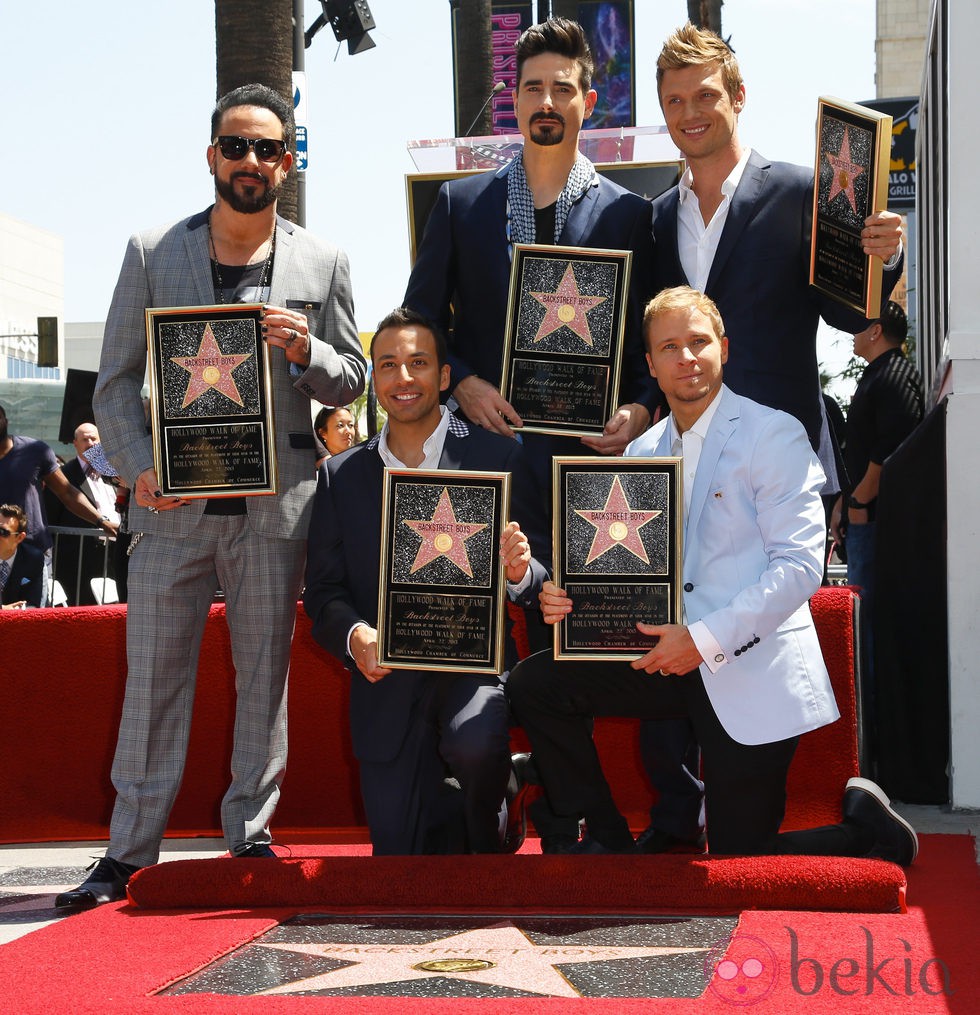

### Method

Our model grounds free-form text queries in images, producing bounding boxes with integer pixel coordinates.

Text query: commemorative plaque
[377,469,510,674]
[146,304,276,499]
[500,244,631,438]
[554,457,682,661]
[810,96,892,317]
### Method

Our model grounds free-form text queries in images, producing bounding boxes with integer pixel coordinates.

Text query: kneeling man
[304,308,549,854]
[507,286,916,862]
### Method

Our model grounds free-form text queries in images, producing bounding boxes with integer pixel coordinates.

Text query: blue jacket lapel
[705,151,771,293]
[685,387,739,551]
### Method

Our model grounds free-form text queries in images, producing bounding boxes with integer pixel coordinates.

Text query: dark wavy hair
[210,84,294,149]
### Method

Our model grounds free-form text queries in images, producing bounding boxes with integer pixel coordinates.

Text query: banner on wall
[490,2,535,135]
[863,97,918,211]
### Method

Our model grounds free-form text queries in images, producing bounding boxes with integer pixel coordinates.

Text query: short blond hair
[656,22,743,106]
[643,286,726,348]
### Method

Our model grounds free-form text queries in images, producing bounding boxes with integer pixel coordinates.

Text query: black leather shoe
[842,777,918,865]
[502,753,533,853]
[233,842,277,858]
[635,825,708,855]
[540,833,580,854]
[567,835,637,855]
[54,856,140,910]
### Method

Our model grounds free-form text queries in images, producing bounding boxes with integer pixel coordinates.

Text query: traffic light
[37,316,58,368]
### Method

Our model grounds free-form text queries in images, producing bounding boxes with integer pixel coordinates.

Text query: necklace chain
[207,213,276,304]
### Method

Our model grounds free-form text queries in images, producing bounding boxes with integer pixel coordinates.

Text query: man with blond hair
[639,23,906,853]
[507,286,917,865]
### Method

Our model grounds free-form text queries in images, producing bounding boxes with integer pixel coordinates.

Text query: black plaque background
[501,245,630,438]
[378,469,509,673]
[147,304,276,498]
[811,98,891,316]
[554,457,682,660]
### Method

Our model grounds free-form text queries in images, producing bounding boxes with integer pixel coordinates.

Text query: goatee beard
[215,172,282,214]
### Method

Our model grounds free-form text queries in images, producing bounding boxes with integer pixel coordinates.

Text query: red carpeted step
[127,852,906,914]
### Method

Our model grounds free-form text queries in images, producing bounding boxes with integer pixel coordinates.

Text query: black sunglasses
[0,527,18,539]
[214,135,287,163]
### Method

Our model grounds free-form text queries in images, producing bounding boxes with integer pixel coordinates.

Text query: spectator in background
[831,301,923,721]
[44,422,121,605]
[0,504,44,609]
[0,403,118,606]
[314,405,359,468]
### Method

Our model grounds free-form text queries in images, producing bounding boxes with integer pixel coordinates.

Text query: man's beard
[215,171,282,214]
[528,111,566,147]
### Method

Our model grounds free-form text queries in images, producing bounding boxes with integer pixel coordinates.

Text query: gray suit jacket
[93,208,366,540]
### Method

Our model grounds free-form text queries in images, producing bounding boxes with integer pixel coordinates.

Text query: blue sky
[4,1,879,381]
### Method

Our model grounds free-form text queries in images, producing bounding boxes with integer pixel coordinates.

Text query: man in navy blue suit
[0,504,44,609]
[405,17,659,479]
[639,23,906,855]
[303,309,549,855]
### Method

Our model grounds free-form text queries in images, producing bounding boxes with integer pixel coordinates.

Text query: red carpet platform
[0,587,860,844]
[127,850,907,914]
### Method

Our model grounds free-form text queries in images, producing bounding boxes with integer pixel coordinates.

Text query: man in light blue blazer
[641,23,906,853]
[507,287,917,863]
[56,84,366,910]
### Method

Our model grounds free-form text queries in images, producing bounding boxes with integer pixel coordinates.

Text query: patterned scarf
[506,151,598,254]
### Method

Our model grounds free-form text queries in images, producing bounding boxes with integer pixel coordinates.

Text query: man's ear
[439,363,451,392]
[584,88,598,119]
[645,351,657,378]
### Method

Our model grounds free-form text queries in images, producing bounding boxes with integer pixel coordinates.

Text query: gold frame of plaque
[377,468,511,674]
[500,243,631,439]
[810,96,893,317]
[553,456,683,661]
[145,303,277,499]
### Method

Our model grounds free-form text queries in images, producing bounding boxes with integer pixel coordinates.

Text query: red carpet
[0,835,974,1014]
[127,848,906,915]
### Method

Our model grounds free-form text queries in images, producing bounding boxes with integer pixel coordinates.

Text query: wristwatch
[847,495,871,510]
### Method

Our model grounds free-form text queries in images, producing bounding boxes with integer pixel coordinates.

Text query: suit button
[753,636,760,644]
[683,582,694,592]
[714,653,725,664]
[734,649,741,657]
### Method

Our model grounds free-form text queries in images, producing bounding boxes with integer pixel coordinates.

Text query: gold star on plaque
[530,263,607,347]
[575,475,661,566]
[170,323,252,409]
[403,487,487,578]
[825,126,865,216]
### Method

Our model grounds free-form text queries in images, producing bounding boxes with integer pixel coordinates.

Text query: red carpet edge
[127,852,906,914]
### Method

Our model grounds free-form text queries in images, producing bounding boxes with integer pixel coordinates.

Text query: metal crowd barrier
[48,525,116,606]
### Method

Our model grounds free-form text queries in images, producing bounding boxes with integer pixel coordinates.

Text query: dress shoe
[567,835,637,855]
[233,842,277,858]
[635,825,708,855]
[502,752,533,853]
[54,856,140,910]
[842,776,918,865]
[540,833,580,854]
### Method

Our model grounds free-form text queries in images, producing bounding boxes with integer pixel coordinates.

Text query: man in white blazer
[56,84,366,910]
[507,286,916,862]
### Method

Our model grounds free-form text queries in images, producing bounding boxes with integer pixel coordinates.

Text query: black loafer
[635,825,708,855]
[54,856,140,911]
[567,835,637,855]
[502,753,534,853]
[233,842,277,858]
[842,777,918,865]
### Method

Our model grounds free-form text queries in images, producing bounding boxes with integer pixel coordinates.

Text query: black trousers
[507,651,867,857]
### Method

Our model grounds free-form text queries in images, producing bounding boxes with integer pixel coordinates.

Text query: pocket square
[20,577,30,585]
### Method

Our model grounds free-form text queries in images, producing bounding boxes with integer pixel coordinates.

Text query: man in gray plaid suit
[56,84,366,910]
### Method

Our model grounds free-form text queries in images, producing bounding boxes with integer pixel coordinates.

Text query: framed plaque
[553,457,682,661]
[810,96,892,316]
[377,468,510,674]
[500,244,631,438]
[146,303,276,499]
